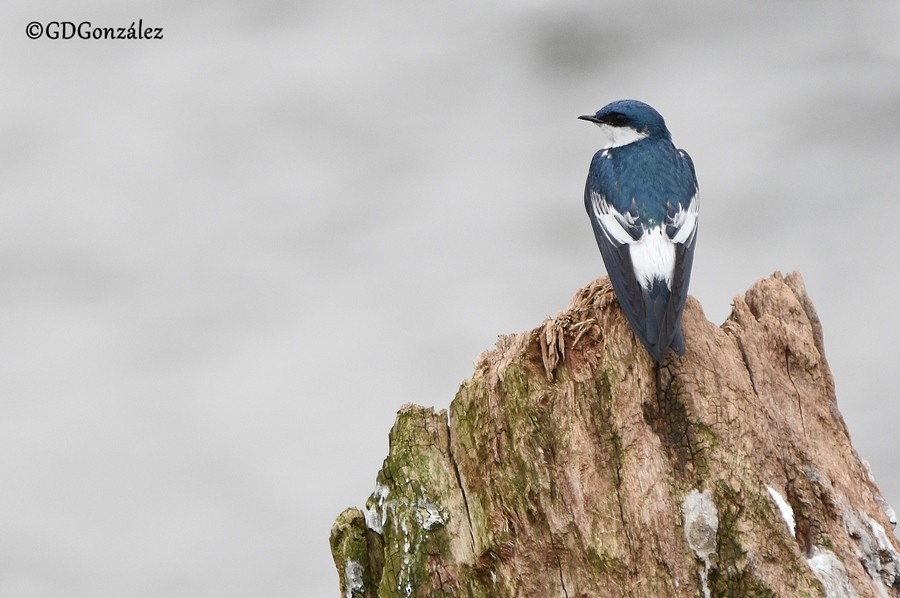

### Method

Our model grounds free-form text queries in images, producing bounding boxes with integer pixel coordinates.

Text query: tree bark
[330,272,900,597]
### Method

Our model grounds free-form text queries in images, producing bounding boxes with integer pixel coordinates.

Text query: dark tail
[640,278,684,364]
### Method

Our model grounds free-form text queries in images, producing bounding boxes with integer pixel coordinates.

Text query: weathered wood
[331,273,899,597]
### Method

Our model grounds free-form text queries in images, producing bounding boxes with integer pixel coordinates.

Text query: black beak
[578,114,601,124]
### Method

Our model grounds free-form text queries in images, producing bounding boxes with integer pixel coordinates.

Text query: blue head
[579,100,671,148]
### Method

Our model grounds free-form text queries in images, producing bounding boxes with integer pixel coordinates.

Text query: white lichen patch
[683,489,718,560]
[344,560,365,598]
[395,518,415,597]
[416,498,446,531]
[877,496,897,529]
[387,491,446,596]
[682,489,718,598]
[766,485,796,537]
[364,482,390,534]
[843,506,900,594]
[401,519,411,553]
[806,547,858,598]
[362,474,447,595]
[862,460,897,528]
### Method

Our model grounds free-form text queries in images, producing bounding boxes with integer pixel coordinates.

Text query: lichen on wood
[330,273,900,597]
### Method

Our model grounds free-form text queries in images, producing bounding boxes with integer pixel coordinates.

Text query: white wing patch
[670,193,699,245]
[590,191,634,245]
[592,190,699,291]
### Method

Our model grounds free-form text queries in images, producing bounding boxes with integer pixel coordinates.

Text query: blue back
[585,137,697,229]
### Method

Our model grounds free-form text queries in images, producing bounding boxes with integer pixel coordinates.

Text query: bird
[579,99,699,364]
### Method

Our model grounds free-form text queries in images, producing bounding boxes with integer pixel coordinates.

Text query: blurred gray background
[3,0,899,596]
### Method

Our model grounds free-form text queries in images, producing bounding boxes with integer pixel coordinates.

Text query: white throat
[595,123,648,149]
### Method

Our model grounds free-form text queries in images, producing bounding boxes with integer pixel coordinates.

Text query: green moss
[330,508,378,597]
[586,545,625,577]
[642,379,718,489]
[595,366,618,397]
[458,561,503,598]
[450,383,487,466]
[652,558,677,593]
[706,484,776,598]
[584,368,625,484]
[370,406,480,597]
[499,363,532,400]
[551,363,572,383]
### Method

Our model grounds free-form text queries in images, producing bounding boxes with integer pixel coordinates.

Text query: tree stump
[330,273,899,597]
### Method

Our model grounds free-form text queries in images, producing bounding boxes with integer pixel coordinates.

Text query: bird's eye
[606,112,629,126]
